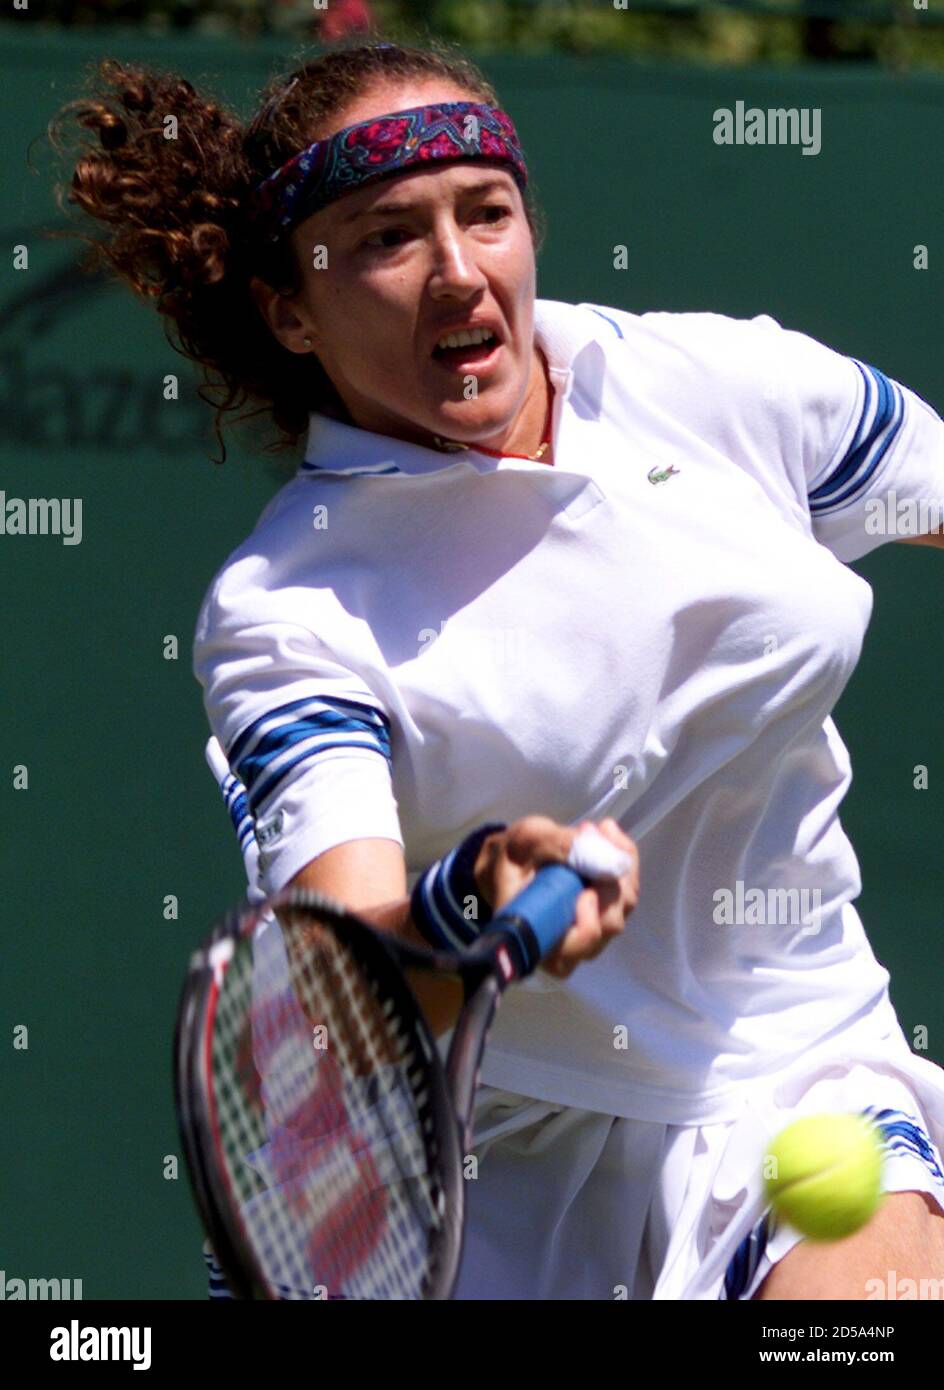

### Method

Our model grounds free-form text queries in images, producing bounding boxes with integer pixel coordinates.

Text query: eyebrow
[339,178,513,225]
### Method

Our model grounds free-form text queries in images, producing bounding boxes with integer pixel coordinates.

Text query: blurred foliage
[8,0,944,70]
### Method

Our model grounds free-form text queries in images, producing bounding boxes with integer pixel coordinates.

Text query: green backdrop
[1,28,941,1298]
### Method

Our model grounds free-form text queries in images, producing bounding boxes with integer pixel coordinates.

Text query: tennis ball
[763,1113,884,1242]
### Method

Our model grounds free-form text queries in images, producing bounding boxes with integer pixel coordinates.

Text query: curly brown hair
[46,38,547,467]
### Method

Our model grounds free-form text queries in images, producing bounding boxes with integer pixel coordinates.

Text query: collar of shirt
[298,297,609,481]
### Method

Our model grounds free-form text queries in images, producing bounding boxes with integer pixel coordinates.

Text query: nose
[426,219,488,298]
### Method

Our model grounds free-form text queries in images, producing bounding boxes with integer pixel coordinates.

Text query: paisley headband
[249,101,529,244]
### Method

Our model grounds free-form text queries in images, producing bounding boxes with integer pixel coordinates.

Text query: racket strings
[210,941,314,1295]
[209,908,446,1299]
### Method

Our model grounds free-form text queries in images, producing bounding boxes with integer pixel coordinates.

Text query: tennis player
[62,38,944,1299]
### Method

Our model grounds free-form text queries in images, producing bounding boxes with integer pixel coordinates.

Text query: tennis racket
[174,850,607,1301]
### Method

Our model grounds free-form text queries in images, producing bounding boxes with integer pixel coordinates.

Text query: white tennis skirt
[452,1039,944,1301]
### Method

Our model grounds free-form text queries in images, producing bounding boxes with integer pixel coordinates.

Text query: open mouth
[432,328,502,367]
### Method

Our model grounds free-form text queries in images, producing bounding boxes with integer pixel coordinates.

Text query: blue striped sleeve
[220,769,256,854]
[808,361,906,517]
[226,693,393,817]
[764,319,944,562]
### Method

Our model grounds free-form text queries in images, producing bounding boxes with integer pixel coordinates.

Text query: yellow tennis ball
[763,1113,884,1241]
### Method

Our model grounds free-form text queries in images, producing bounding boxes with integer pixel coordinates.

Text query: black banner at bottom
[3,1296,941,1374]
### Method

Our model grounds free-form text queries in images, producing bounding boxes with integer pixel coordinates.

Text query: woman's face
[255,81,540,451]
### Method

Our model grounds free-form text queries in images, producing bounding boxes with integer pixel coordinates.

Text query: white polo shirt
[193,297,944,1124]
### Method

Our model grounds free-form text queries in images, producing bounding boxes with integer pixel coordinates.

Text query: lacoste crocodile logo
[647,464,681,486]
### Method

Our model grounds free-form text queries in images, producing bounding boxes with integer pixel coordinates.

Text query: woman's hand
[473,816,639,978]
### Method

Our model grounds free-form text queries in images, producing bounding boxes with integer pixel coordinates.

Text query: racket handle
[489,862,586,978]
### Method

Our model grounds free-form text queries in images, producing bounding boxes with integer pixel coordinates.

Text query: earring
[303,337,312,349]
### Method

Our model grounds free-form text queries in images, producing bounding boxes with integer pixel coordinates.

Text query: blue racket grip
[489,862,587,978]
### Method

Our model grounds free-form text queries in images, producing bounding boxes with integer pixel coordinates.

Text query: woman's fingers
[472,814,640,977]
[541,820,640,976]
[593,817,641,896]
[543,888,603,977]
[475,815,573,912]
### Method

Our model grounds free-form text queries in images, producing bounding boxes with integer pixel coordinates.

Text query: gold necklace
[432,370,553,461]
[431,433,550,461]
